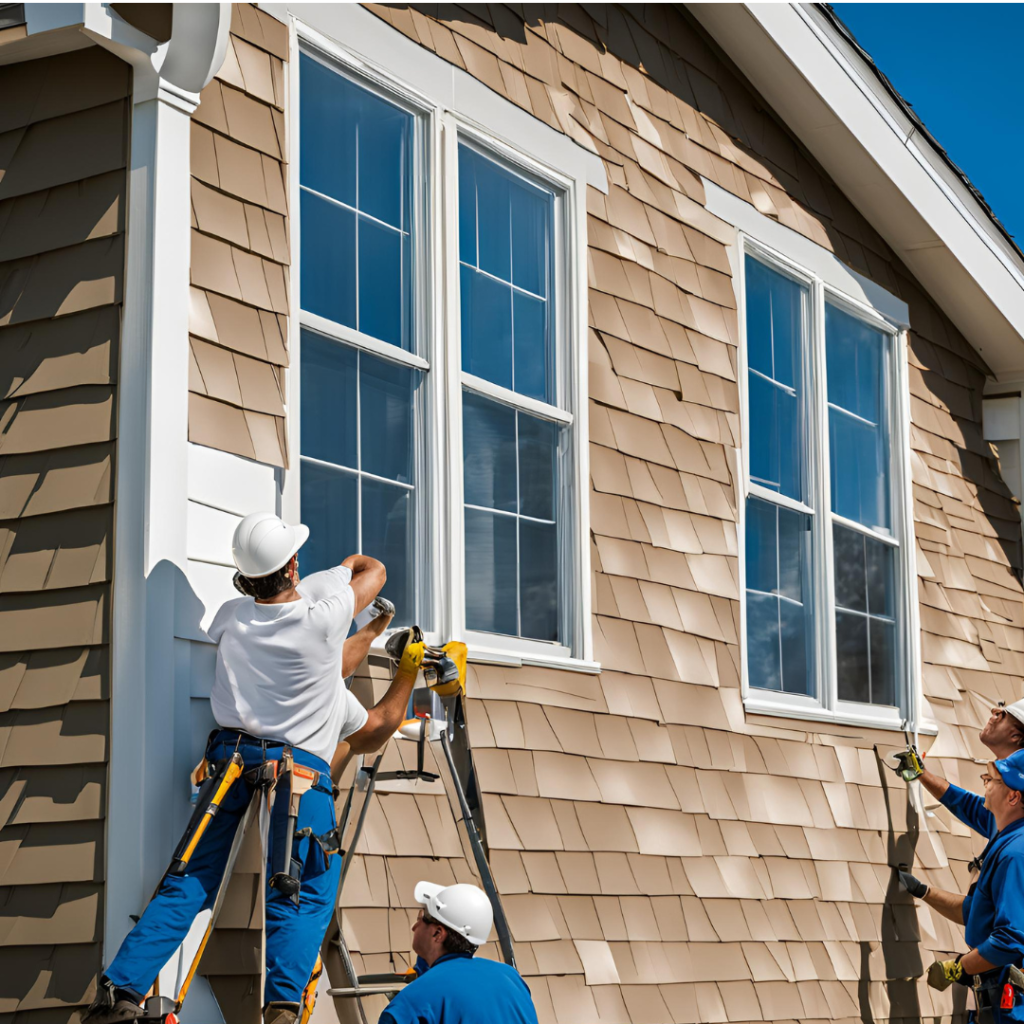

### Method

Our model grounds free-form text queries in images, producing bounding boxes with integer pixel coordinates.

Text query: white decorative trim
[703,178,910,326]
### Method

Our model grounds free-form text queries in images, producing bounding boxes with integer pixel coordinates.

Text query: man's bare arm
[960,948,998,975]
[342,554,387,616]
[922,885,965,925]
[340,603,394,678]
[919,767,950,803]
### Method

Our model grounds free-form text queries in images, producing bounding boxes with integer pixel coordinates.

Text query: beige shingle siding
[0,43,127,1022]
[188,3,290,469]
[299,6,1024,1023]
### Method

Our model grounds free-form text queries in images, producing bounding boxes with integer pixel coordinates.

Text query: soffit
[686,2,1024,380]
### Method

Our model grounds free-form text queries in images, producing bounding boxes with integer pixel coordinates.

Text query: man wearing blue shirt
[901,759,1024,1022]
[380,881,538,1024]
[913,701,1024,840]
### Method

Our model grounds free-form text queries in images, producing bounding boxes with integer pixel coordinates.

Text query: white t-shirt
[207,565,369,764]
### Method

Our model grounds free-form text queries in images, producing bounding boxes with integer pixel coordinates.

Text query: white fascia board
[686,3,1024,379]
[259,2,607,194]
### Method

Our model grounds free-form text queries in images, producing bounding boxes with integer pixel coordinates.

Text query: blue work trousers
[105,731,341,1005]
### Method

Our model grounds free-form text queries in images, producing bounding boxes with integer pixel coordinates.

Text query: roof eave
[686,2,1024,380]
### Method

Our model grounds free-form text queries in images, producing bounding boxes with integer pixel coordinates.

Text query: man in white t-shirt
[88,513,428,1024]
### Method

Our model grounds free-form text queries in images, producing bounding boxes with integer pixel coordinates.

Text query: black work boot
[263,1001,301,1024]
[80,978,144,1024]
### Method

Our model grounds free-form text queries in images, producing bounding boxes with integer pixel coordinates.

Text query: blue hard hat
[994,749,1024,792]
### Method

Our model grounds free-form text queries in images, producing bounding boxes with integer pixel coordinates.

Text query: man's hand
[898,869,928,899]
[927,957,973,990]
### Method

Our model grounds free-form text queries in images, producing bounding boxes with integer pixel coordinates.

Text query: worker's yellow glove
[927,957,972,990]
[385,627,428,677]
[427,642,467,698]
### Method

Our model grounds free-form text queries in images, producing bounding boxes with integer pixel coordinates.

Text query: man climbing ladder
[84,512,430,1024]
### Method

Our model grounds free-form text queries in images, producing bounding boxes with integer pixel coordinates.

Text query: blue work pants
[104,731,341,1005]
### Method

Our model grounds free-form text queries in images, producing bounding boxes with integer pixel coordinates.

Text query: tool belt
[182,737,341,903]
[973,964,1024,1023]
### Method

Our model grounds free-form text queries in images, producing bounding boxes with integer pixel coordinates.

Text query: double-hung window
[741,242,910,724]
[297,51,426,624]
[456,143,569,649]
[293,33,589,664]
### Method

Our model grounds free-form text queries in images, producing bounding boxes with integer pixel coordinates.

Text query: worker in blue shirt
[904,700,1024,840]
[900,758,1024,1023]
[380,881,538,1024]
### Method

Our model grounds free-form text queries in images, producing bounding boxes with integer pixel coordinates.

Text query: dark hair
[422,911,477,956]
[233,564,293,600]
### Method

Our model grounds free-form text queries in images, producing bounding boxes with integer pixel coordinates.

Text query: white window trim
[704,178,930,734]
[281,11,600,673]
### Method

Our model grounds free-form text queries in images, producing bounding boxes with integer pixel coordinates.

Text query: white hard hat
[414,881,492,946]
[1005,700,1024,727]
[232,512,309,578]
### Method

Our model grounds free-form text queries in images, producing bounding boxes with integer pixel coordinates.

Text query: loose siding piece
[0,44,127,1021]
[188,3,290,470]
[302,6,1024,1024]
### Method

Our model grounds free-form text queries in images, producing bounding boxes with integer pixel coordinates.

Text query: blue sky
[831,4,1024,246]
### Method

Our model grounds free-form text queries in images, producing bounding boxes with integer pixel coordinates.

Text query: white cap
[232,512,309,578]
[414,881,493,946]
[1006,700,1024,727]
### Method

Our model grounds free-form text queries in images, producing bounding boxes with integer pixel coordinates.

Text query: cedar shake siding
[304,6,1023,1024]
[188,4,291,469]
[0,45,127,1022]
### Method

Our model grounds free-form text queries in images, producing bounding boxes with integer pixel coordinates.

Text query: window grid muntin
[742,238,904,714]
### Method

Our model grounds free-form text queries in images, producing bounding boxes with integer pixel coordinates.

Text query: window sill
[743,694,939,735]
[368,634,601,675]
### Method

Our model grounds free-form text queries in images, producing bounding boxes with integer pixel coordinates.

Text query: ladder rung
[326,984,408,998]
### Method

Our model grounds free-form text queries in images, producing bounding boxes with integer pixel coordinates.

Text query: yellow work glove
[428,641,467,698]
[385,626,428,677]
[927,957,972,990]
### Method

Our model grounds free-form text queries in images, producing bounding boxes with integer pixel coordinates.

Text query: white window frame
[703,180,924,732]
[282,12,600,672]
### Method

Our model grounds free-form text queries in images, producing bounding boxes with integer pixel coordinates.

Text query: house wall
[312,6,1021,1024]
[0,44,129,1022]
[165,5,1024,1022]
[188,2,291,470]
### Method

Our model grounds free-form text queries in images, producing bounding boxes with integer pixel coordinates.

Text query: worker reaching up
[900,701,1024,841]
[84,512,430,1024]
[378,881,539,1024]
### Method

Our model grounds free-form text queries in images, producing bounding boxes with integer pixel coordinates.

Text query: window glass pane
[460,265,512,390]
[745,496,813,696]
[459,145,553,401]
[300,191,356,329]
[300,53,356,208]
[511,179,548,296]
[833,523,897,706]
[520,520,558,641]
[463,392,516,513]
[518,415,556,521]
[358,219,407,350]
[360,355,415,484]
[513,292,548,403]
[465,509,518,635]
[300,53,414,351]
[744,257,805,501]
[300,330,357,468]
[826,303,890,530]
[362,478,412,617]
[463,393,561,643]
[301,461,357,576]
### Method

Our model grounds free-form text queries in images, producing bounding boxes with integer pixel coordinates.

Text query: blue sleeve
[378,1015,399,1024]
[976,851,1024,966]
[940,783,996,838]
